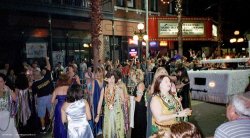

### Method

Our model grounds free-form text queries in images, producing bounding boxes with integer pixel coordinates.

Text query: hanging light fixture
[161,0,170,4]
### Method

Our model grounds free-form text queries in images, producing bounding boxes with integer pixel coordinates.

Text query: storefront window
[127,0,135,8]
[141,0,145,10]
[150,0,158,12]
[116,0,125,7]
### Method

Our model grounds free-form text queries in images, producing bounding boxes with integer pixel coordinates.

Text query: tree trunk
[176,0,183,56]
[91,0,102,70]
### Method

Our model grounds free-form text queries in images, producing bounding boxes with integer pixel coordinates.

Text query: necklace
[160,94,182,112]
[0,88,11,132]
[105,85,116,110]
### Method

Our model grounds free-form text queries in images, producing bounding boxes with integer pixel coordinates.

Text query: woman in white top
[61,84,93,138]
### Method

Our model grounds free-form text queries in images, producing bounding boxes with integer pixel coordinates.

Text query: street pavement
[189,100,226,138]
[34,99,226,138]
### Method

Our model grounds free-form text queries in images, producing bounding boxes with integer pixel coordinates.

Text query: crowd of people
[0,50,250,138]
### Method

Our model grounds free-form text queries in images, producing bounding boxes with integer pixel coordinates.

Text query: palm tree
[90,0,102,70]
[176,0,183,56]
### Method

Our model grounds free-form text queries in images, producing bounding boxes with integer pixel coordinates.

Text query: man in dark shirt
[32,57,53,133]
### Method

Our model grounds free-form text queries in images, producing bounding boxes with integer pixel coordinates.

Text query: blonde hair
[154,67,169,81]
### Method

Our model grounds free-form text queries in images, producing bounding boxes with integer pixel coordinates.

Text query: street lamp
[133,23,148,62]
[230,30,244,43]
[229,30,246,56]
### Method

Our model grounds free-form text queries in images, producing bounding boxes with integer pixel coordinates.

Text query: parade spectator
[7,69,16,88]
[51,73,70,138]
[131,75,147,138]
[61,84,93,138]
[97,59,104,69]
[94,70,125,138]
[91,67,105,136]
[31,60,40,72]
[22,62,34,88]
[15,73,31,134]
[147,67,169,137]
[175,67,191,110]
[135,62,144,83]
[85,67,94,101]
[0,63,10,75]
[150,75,192,136]
[105,64,112,76]
[115,69,130,136]
[127,68,137,95]
[141,60,147,73]
[54,62,64,81]
[0,73,19,138]
[79,59,87,80]
[114,59,120,69]
[71,59,78,69]
[174,50,182,60]
[121,62,130,85]
[66,64,80,85]
[214,91,250,138]
[32,57,53,133]
[202,51,206,60]
[154,122,202,138]
[168,122,202,138]
[127,68,139,129]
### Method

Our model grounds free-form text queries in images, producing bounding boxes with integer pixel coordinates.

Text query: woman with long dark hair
[150,75,192,136]
[94,70,125,138]
[176,67,191,109]
[61,84,93,138]
[91,67,105,136]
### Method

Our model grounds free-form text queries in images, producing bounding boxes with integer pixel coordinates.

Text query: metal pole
[145,0,149,59]
[248,41,250,57]
[48,15,53,67]
[138,39,142,62]
[112,20,115,61]
[65,33,69,65]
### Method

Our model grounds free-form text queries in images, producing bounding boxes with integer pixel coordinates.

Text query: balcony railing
[0,0,113,19]
[2,0,91,8]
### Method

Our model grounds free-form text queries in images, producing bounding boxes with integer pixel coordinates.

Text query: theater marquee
[148,16,217,41]
[159,21,205,37]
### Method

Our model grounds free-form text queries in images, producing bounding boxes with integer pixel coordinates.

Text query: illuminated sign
[129,48,137,57]
[212,24,217,37]
[149,41,158,47]
[128,38,135,45]
[160,41,168,46]
[159,21,204,37]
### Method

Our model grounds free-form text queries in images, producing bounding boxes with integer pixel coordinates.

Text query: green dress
[103,86,125,138]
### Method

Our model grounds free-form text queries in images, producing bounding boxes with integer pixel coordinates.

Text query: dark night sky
[186,0,250,41]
